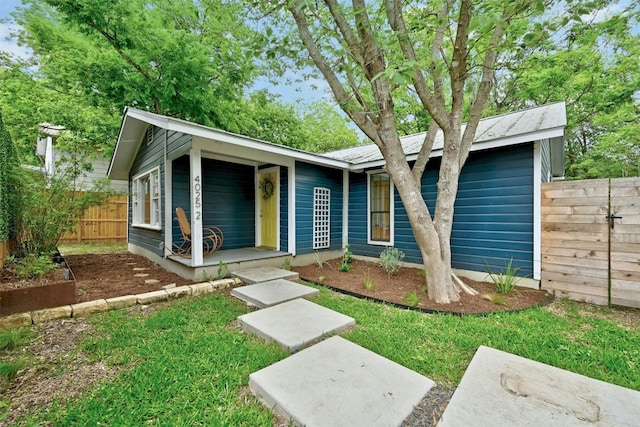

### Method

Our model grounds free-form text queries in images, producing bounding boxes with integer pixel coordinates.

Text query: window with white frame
[368,172,393,244]
[132,167,161,228]
[313,187,330,249]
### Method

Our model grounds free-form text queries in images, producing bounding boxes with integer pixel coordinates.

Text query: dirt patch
[66,252,196,302]
[0,252,197,304]
[0,318,122,426]
[293,258,551,314]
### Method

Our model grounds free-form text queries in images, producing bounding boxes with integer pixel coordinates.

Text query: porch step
[230,279,318,308]
[249,335,435,427]
[232,266,299,284]
[439,345,640,426]
[237,298,355,352]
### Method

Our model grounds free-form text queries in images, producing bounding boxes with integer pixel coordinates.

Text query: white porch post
[288,161,296,256]
[190,147,204,267]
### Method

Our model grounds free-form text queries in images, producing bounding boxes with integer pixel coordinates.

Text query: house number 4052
[194,175,202,220]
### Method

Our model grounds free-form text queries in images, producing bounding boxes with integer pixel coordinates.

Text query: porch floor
[168,247,291,268]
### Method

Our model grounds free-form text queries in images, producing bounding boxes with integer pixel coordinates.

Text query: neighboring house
[37,123,128,193]
[108,102,566,284]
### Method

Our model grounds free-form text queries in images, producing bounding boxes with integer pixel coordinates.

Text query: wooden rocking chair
[174,207,224,256]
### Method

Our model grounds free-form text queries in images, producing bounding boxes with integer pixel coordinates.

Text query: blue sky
[0,0,329,106]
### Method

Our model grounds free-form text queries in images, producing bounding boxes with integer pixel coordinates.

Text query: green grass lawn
[4,285,640,425]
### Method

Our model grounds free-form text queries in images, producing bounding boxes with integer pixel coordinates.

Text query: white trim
[256,166,280,250]
[254,166,260,247]
[366,170,394,246]
[164,129,172,256]
[533,141,542,280]
[131,166,162,229]
[288,163,296,256]
[190,147,203,267]
[342,169,349,248]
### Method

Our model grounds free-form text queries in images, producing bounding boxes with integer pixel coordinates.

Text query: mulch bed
[293,258,552,314]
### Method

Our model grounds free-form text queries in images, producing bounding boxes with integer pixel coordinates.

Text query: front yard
[1,280,639,425]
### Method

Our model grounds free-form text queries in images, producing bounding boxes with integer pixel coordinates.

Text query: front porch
[165,247,292,281]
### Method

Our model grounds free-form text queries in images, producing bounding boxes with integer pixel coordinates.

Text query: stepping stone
[250,336,434,427]
[231,279,318,308]
[232,266,299,284]
[238,299,355,352]
[144,279,160,284]
[134,273,149,278]
[439,346,640,426]
[132,267,149,271]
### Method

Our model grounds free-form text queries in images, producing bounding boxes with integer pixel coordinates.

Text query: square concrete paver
[238,298,355,352]
[231,279,318,308]
[232,266,299,284]
[439,345,640,426]
[250,336,435,427]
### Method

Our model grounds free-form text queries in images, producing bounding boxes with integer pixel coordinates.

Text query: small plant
[313,251,328,269]
[379,247,405,277]
[318,275,328,282]
[417,269,426,278]
[363,274,376,291]
[217,260,229,280]
[282,257,291,271]
[0,361,23,383]
[486,258,522,294]
[483,293,507,306]
[0,329,36,351]
[339,262,351,273]
[8,254,57,280]
[403,291,420,306]
[343,244,353,264]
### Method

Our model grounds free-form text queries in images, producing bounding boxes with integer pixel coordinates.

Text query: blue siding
[172,156,255,250]
[128,125,170,256]
[280,166,288,252]
[348,144,535,277]
[295,162,343,255]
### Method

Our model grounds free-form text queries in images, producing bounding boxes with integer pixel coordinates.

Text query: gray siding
[348,144,535,277]
[295,162,343,255]
[128,125,170,256]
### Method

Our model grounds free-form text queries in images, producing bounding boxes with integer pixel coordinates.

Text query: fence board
[541,178,640,308]
[58,195,128,244]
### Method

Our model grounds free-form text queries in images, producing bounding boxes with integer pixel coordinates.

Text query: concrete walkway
[439,346,640,426]
[232,267,640,426]
[231,267,435,426]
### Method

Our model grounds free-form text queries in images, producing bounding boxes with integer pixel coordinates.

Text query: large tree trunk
[380,128,461,304]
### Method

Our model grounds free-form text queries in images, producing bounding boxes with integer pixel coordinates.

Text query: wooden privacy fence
[58,195,128,244]
[541,178,640,308]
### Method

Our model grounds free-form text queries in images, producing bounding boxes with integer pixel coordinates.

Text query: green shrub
[8,254,57,280]
[379,247,405,277]
[0,111,20,243]
[0,328,36,351]
[403,291,420,306]
[217,260,229,279]
[363,275,376,291]
[0,361,23,383]
[343,244,353,264]
[339,263,351,273]
[313,251,328,268]
[486,258,522,294]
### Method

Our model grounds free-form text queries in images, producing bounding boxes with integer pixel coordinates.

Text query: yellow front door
[258,170,278,248]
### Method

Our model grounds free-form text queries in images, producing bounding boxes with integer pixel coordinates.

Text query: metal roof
[109,102,566,180]
[324,102,566,167]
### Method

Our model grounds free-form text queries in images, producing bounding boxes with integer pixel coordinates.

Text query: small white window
[368,172,394,245]
[132,167,161,229]
[313,187,330,249]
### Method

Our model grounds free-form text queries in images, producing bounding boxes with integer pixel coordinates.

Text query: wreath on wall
[259,176,275,200]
